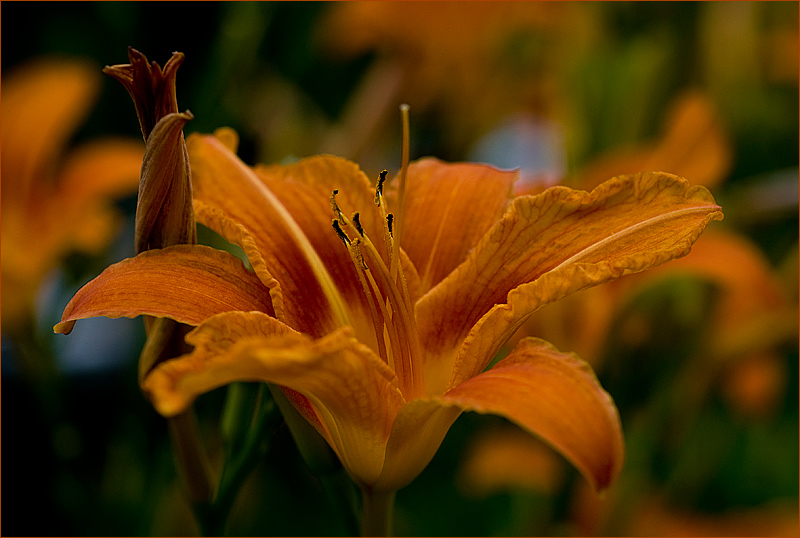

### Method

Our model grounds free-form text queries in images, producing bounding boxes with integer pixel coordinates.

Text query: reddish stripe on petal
[397,158,517,293]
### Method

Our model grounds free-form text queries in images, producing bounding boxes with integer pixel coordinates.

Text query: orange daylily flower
[55,126,722,496]
[1,58,143,330]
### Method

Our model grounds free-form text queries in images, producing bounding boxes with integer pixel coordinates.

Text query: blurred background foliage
[1,2,798,536]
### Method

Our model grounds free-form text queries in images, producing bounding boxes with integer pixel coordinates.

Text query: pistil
[394,104,411,251]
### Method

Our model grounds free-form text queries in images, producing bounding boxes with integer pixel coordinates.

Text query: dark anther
[352,212,364,236]
[375,170,388,205]
[387,213,394,236]
[332,219,350,245]
[378,170,388,193]
[330,190,344,220]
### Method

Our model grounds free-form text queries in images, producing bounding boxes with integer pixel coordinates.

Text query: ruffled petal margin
[415,172,723,391]
[142,312,405,487]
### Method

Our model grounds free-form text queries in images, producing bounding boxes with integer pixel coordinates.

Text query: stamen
[359,243,424,397]
[375,170,388,206]
[332,219,350,245]
[388,105,418,353]
[351,238,368,271]
[326,106,426,398]
[332,192,423,397]
[352,212,364,237]
[346,239,388,363]
[388,105,410,286]
[330,189,344,221]
[356,245,405,371]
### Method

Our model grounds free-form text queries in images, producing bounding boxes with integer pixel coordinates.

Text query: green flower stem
[221,382,259,456]
[209,385,283,536]
[268,385,342,474]
[317,469,361,536]
[269,385,360,534]
[167,410,215,506]
[360,488,396,537]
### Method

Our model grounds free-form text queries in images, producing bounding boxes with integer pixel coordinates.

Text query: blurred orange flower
[1,58,143,331]
[571,91,733,192]
[317,1,594,155]
[626,495,799,537]
[458,425,566,497]
[570,484,799,537]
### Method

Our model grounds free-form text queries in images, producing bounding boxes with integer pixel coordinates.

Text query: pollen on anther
[332,219,350,245]
[330,190,344,221]
[386,213,394,236]
[352,212,365,236]
[375,170,388,205]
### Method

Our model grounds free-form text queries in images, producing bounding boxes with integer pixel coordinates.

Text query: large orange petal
[254,151,386,337]
[395,158,518,292]
[142,310,305,415]
[442,337,624,492]
[143,316,405,487]
[530,229,794,371]
[187,130,376,338]
[54,245,273,334]
[415,172,723,392]
[516,228,794,372]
